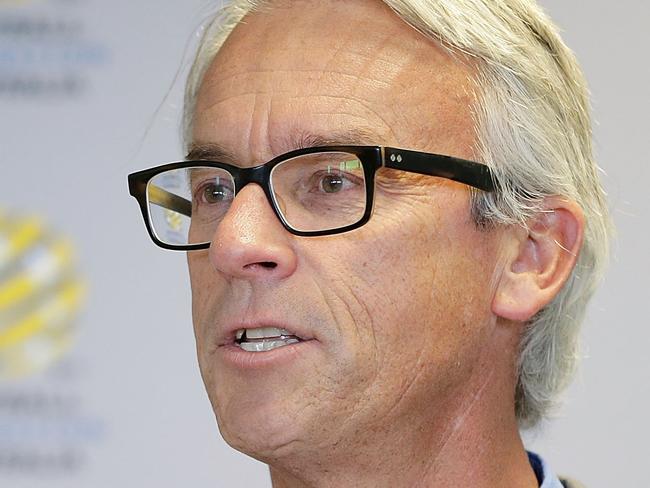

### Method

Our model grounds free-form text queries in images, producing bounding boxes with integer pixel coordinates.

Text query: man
[129,0,610,486]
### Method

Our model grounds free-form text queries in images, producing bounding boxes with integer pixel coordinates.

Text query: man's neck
[268,404,537,488]
[268,332,539,488]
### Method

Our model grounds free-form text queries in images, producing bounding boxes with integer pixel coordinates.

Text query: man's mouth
[234,327,303,352]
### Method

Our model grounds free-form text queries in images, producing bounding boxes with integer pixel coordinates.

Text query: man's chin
[216,408,309,463]
[205,374,311,454]
[202,342,349,461]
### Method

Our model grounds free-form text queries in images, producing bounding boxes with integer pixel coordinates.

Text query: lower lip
[218,340,318,369]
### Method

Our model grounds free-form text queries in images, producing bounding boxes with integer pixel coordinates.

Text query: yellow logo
[0,211,85,380]
[164,208,184,232]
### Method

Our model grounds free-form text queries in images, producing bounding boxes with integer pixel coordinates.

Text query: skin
[187,1,584,486]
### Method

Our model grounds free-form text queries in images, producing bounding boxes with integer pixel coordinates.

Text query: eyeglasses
[128,145,495,251]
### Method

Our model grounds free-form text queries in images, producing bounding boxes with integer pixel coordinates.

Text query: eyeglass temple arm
[148,185,192,217]
[382,147,495,192]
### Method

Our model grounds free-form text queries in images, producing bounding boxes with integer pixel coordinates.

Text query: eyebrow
[290,127,383,148]
[186,143,236,163]
[186,127,384,163]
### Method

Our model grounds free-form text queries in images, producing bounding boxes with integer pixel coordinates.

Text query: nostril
[243,261,278,270]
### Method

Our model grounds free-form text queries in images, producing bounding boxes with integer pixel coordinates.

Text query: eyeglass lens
[145,152,366,245]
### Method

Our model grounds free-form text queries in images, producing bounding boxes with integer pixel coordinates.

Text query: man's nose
[208,184,298,280]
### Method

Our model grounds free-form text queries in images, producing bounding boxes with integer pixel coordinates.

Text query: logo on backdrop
[0,0,109,99]
[0,211,84,380]
[0,211,104,476]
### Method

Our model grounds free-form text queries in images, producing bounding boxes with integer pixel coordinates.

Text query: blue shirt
[528,451,565,488]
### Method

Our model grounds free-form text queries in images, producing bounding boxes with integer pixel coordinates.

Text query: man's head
[178,0,610,481]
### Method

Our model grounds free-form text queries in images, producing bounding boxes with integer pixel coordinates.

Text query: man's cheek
[326,283,381,354]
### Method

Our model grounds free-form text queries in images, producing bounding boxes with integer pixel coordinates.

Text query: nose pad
[207,184,298,280]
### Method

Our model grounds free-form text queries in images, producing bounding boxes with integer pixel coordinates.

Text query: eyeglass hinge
[385,148,403,165]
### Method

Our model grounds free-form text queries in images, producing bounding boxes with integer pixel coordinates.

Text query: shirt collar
[528,451,565,488]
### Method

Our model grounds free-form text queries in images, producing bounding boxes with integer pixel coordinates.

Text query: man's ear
[492,197,585,322]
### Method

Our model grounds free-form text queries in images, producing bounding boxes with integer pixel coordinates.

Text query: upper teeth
[235,327,301,353]
[236,327,294,340]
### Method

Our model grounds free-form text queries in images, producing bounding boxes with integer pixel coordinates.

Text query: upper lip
[219,319,314,346]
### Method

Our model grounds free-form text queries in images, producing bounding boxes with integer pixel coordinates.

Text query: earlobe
[492,197,585,323]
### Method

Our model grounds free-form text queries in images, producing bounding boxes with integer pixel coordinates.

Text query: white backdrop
[1,0,648,487]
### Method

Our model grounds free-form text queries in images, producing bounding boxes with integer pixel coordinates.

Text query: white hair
[182,0,612,428]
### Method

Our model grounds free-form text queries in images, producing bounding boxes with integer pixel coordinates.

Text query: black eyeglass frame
[128,145,495,251]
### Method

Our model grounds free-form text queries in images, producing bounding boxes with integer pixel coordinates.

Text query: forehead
[192,0,478,161]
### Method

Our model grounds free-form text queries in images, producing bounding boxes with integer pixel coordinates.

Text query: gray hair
[182,0,612,428]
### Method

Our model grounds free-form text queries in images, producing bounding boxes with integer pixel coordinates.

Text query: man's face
[189,0,504,465]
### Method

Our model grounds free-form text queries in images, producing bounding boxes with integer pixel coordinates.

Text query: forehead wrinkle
[194,92,400,163]
[218,3,431,90]
[249,90,274,164]
[196,92,397,141]
[345,34,419,105]
[307,112,389,133]
[282,94,397,133]
[197,90,400,153]
[264,103,399,158]
[195,0,477,164]
[312,25,401,102]
[202,68,393,109]
[196,66,394,124]
[198,19,464,148]
[212,48,412,89]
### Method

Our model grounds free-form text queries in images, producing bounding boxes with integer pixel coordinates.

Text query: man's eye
[312,171,360,194]
[320,173,345,193]
[196,182,233,204]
